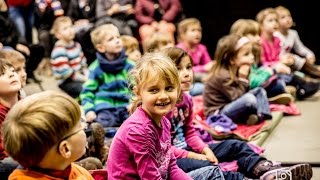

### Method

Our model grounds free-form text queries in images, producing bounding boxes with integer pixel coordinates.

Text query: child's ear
[58,141,72,158]
[133,86,141,99]
[95,44,105,53]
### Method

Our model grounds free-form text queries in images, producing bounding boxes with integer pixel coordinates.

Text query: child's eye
[149,89,158,93]
[187,65,193,70]
[177,67,181,70]
[166,86,174,91]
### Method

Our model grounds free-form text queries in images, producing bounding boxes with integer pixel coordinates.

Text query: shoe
[285,86,297,99]
[75,157,103,170]
[87,122,107,164]
[246,114,259,125]
[268,93,294,105]
[253,160,282,178]
[259,163,313,180]
[296,81,319,100]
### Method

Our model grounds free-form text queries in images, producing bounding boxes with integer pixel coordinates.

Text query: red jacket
[135,0,182,24]
[6,0,33,7]
[0,103,10,160]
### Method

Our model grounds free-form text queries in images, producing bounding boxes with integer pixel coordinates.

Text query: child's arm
[80,63,99,116]
[193,45,212,73]
[50,46,73,80]
[292,30,315,61]
[126,125,191,179]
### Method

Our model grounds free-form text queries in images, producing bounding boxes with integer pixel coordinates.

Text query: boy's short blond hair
[90,24,119,48]
[0,49,26,65]
[3,90,82,168]
[143,33,173,53]
[120,35,139,53]
[177,18,201,41]
[230,19,260,36]
[50,16,72,35]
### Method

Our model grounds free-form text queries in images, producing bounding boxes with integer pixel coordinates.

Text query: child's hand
[86,111,96,122]
[187,151,208,161]
[16,43,30,56]
[280,53,294,66]
[238,64,251,79]
[108,4,120,16]
[204,61,215,72]
[306,57,316,64]
[202,147,219,165]
[275,63,291,74]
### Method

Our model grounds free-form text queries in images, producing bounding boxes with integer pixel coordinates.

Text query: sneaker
[246,114,259,125]
[285,86,297,99]
[296,81,319,100]
[87,122,107,164]
[268,93,294,105]
[260,163,313,180]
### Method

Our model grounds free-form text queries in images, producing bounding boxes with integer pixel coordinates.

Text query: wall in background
[182,0,320,63]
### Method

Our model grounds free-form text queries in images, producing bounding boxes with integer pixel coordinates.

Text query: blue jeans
[264,78,286,98]
[188,166,225,180]
[177,139,266,179]
[96,107,129,127]
[220,87,271,123]
[190,82,205,96]
[8,3,34,44]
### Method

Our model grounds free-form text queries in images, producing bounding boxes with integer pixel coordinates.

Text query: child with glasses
[2,90,94,179]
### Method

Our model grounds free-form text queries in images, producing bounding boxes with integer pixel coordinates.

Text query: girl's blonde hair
[128,52,181,114]
[90,24,119,48]
[230,19,260,36]
[143,33,174,53]
[3,90,81,168]
[177,18,201,42]
[255,8,278,25]
[206,34,244,84]
[0,57,14,75]
[50,16,72,35]
[275,5,290,15]
[120,35,139,53]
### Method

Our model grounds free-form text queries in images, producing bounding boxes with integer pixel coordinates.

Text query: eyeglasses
[57,119,87,152]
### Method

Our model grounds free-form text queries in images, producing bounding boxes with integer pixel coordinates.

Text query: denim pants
[190,82,205,96]
[220,87,271,123]
[264,78,286,98]
[188,166,225,180]
[8,4,34,44]
[0,157,19,179]
[177,139,266,180]
[96,107,129,127]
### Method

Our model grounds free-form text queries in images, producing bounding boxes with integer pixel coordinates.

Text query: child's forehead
[187,24,201,29]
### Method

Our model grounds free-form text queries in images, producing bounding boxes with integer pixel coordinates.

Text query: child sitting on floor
[3,90,94,179]
[162,46,313,180]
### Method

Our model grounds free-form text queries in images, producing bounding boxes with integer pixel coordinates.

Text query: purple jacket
[135,0,182,24]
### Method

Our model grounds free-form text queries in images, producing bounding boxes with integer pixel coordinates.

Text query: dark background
[182,0,320,64]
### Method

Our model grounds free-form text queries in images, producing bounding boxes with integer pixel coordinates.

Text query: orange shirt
[9,163,94,180]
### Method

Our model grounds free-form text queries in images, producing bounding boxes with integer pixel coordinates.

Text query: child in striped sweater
[50,16,88,98]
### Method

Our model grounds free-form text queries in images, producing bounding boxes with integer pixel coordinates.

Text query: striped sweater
[80,50,135,114]
[51,40,87,84]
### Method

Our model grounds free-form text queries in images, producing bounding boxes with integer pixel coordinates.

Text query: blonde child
[2,90,93,179]
[274,6,316,64]
[50,16,88,98]
[120,35,141,62]
[142,32,174,53]
[0,49,28,97]
[107,52,224,180]
[204,34,272,125]
[177,18,214,82]
[0,59,21,179]
[80,24,135,127]
[163,46,313,180]
[256,7,320,79]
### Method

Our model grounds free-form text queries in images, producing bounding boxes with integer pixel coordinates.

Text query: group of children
[0,4,317,180]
